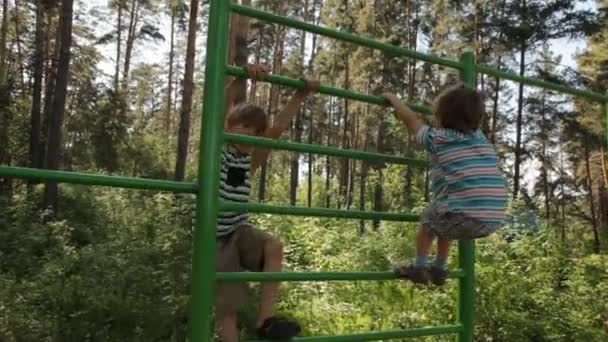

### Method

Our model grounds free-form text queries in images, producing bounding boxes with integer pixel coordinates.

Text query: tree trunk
[289,116,302,205]
[174,0,199,181]
[599,182,607,236]
[0,82,10,206]
[403,82,413,207]
[30,2,45,171]
[373,169,383,231]
[359,94,369,232]
[359,160,368,234]
[0,0,10,204]
[325,96,333,208]
[115,1,122,90]
[0,0,8,84]
[307,110,313,207]
[490,64,501,144]
[289,2,309,205]
[173,56,180,113]
[540,96,550,220]
[41,12,59,169]
[166,4,176,140]
[122,0,140,91]
[373,120,386,230]
[584,137,600,253]
[43,0,74,214]
[307,0,320,208]
[513,41,525,199]
[601,144,607,190]
[558,133,566,239]
[13,0,25,96]
[513,0,527,199]
[339,58,351,207]
[347,106,356,210]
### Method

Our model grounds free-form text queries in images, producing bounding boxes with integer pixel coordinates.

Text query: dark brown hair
[226,103,268,134]
[433,84,484,133]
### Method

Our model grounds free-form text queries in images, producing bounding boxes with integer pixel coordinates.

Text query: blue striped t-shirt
[417,125,506,223]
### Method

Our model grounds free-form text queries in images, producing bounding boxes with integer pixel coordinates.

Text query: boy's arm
[382,93,423,135]
[223,78,243,123]
[223,64,269,125]
[250,78,320,173]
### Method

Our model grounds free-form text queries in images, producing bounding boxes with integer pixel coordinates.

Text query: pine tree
[492,0,598,198]
[44,0,75,214]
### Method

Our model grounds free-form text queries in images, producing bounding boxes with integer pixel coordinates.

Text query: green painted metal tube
[224,133,428,167]
[251,325,462,342]
[220,201,419,222]
[477,64,608,103]
[217,270,464,281]
[189,0,230,340]
[0,166,196,193]
[225,65,431,114]
[457,51,476,342]
[229,4,462,70]
[457,240,475,342]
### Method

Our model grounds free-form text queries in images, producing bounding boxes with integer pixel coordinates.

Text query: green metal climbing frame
[1,0,607,341]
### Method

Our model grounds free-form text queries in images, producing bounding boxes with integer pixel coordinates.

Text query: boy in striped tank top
[212,64,319,341]
[383,85,506,286]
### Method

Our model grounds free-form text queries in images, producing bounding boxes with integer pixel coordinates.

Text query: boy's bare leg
[428,238,450,286]
[436,238,450,261]
[217,313,239,342]
[416,228,434,262]
[256,237,283,328]
[394,228,434,283]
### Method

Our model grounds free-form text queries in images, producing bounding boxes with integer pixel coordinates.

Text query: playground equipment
[1,1,607,341]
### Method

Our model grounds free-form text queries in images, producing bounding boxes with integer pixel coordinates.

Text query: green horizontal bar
[477,64,608,103]
[231,6,606,104]
[251,325,462,342]
[230,4,462,70]
[226,65,431,114]
[0,166,197,193]
[224,133,428,167]
[217,270,464,281]
[220,201,419,222]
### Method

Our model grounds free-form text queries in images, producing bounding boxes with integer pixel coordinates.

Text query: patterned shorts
[421,207,500,240]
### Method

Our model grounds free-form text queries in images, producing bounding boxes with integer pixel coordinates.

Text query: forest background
[1,0,608,340]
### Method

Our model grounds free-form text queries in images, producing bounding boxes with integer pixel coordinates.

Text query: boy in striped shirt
[213,64,319,341]
[383,85,506,286]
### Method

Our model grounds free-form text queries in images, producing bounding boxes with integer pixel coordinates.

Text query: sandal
[393,264,430,284]
[428,265,448,286]
[256,316,301,340]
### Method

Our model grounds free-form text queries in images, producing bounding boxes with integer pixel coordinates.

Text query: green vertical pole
[190,0,230,341]
[457,50,476,342]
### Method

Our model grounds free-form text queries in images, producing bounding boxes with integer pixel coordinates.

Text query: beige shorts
[215,224,272,317]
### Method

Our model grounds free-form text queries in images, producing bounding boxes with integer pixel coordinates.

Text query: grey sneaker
[394,264,430,284]
[428,266,448,286]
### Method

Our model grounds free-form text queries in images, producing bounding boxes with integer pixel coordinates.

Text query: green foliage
[2,188,607,341]
[1,188,192,341]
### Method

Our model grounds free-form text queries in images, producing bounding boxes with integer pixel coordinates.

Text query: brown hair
[433,84,484,133]
[226,103,268,134]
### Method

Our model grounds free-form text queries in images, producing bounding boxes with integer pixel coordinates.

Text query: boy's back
[418,126,506,223]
